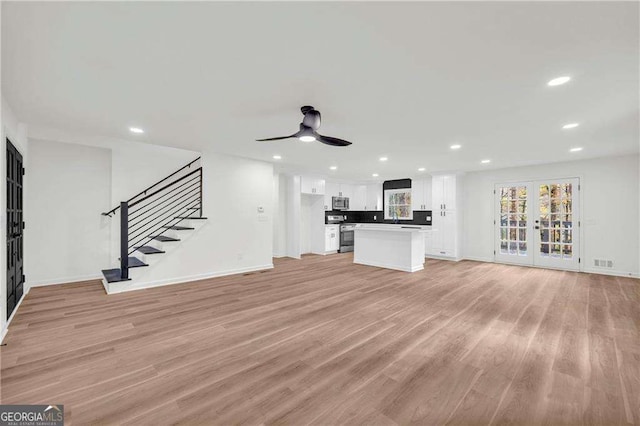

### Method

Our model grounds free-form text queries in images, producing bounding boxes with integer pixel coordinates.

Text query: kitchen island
[353,224,428,272]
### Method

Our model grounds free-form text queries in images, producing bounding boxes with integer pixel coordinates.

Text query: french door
[495,178,580,271]
[6,139,25,319]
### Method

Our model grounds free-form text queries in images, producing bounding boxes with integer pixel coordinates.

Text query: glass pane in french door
[495,182,533,265]
[533,178,580,270]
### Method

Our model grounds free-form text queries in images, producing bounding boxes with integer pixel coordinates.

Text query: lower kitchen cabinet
[325,225,340,252]
[427,210,457,258]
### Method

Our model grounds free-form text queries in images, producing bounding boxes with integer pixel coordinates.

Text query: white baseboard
[27,274,103,289]
[310,250,338,256]
[461,257,639,279]
[582,268,639,279]
[105,263,275,294]
[1,287,30,344]
[461,255,494,263]
[425,254,462,262]
[354,258,424,273]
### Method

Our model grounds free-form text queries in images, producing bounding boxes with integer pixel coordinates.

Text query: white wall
[462,155,640,277]
[286,175,301,258]
[272,173,287,257]
[110,143,199,208]
[25,139,112,287]
[19,125,274,294]
[119,151,274,289]
[1,97,28,337]
[300,195,312,254]
[26,125,201,262]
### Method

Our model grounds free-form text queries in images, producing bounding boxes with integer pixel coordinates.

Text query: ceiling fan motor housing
[301,106,321,130]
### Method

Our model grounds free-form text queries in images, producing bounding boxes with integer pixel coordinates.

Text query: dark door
[6,139,24,320]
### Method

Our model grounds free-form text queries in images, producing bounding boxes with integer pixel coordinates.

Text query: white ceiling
[2,1,638,181]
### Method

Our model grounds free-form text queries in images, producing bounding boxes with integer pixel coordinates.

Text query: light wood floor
[1,255,639,425]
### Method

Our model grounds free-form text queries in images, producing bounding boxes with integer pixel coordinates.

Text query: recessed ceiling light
[372,173,379,177]
[273,155,282,160]
[547,76,571,86]
[418,167,426,172]
[562,123,579,129]
[379,157,388,162]
[569,147,583,152]
[481,159,491,164]
[299,136,316,142]
[129,127,144,134]
[450,144,461,150]
[330,166,337,170]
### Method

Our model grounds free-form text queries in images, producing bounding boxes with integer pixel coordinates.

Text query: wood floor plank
[1,254,637,425]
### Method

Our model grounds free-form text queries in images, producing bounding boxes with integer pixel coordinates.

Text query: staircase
[101,157,206,287]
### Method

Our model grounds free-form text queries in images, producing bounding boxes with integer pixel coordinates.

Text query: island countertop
[354,223,431,232]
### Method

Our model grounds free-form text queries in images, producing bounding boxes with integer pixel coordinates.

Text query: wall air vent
[594,259,614,268]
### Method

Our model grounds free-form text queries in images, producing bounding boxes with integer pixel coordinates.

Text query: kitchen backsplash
[325,210,432,226]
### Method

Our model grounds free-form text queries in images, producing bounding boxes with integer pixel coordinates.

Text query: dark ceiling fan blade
[316,134,352,147]
[256,134,296,141]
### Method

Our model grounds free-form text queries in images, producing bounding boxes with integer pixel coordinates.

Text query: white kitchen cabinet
[301,176,325,195]
[351,185,367,211]
[432,174,456,211]
[412,179,426,210]
[365,183,382,210]
[429,174,459,258]
[428,210,456,257]
[324,181,339,210]
[412,178,432,210]
[338,183,354,201]
[325,225,339,252]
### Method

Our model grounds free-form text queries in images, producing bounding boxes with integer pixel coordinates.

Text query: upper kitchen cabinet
[412,179,426,210]
[325,181,380,211]
[337,183,354,200]
[324,181,339,210]
[432,174,456,210]
[301,176,325,195]
[351,185,367,211]
[411,177,432,210]
[365,183,382,210]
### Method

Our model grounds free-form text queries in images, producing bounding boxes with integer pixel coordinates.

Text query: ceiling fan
[256,106,353,147]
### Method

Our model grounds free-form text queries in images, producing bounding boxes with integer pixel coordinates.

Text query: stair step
[101,268,131,283]
[162,225,194,230]
[134,246,165,255]
[174,216,208,220]
[117,256,148,268]
[149,235,180,242]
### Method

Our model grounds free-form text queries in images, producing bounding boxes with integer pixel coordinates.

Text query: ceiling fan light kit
[257,106,353,147]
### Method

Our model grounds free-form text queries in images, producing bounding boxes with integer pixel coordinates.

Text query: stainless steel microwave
[332,196,349,210]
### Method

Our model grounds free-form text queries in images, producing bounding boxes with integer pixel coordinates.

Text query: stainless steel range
[339,223,356,253]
